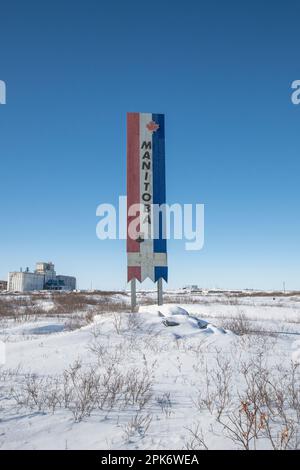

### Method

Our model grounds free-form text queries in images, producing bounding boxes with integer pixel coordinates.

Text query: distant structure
[0,280,7,291]
[183,285,200,292]
[7,262,76,292]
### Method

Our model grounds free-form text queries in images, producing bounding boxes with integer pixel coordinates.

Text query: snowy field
[1,289,300,450]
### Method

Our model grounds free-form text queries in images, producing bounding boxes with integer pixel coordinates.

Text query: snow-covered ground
[0,290,300,450]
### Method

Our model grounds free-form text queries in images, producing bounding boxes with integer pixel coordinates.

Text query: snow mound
[158,305,189,317]
[139,304,227,337]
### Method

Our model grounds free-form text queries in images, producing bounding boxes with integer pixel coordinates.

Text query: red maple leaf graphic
[146,121,159,132]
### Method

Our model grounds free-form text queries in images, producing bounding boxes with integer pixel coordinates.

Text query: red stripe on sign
[128,266,141,282]
[127,113,140,253]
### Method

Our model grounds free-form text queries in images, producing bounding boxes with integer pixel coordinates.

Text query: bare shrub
[218,384,299,449]
[62,360,130,421]
[52,293,93,314]
[57,361,153,421]
[65,310,95,331]
[123,368,153,410]
[89,340,125,369]
[194,351,233,420]
[227,297,239,306]
[287,362,300,421]
[0,365,22,382]
[184,424,208,450]
[127,312,143,332]
[0,291,130,320]
[0,298,14,317]
[12,373,61,413]
[156,392,173,418]
[62,360,100,421]
[97,366,124,414]
[221,313,252,335]
[217,352,300,450]
[218,400,264,450]
[0,296,45,318]
[91,300,129,315]
[11,357,154,424]
[112,313,123,334]
[190,340,300,449]
[88,341,109,364]
[122,413,152,442]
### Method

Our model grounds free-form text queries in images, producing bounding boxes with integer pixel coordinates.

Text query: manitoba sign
[127,112,167,283]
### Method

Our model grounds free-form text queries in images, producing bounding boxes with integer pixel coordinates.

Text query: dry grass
[0,291,130,319]
[190,345,300,450]
[11,358,154,423]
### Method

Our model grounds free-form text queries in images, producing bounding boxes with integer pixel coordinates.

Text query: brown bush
[0,291,130,319]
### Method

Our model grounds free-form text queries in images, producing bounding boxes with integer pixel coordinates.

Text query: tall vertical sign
[127,112,167,308]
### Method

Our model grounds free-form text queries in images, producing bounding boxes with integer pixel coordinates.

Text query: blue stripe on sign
[152,113,167,255]
[155,266,168,283]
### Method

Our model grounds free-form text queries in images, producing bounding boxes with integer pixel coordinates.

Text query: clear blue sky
[0,0,300,290]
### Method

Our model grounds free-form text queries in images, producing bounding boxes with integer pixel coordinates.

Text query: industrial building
[7,262,76,292]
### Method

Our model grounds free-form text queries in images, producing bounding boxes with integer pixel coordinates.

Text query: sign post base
[157,278,163,306]
[131,278,136,312]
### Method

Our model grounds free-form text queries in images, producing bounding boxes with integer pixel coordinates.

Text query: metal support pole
[131,278,136,312]
[157,278,163,306]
